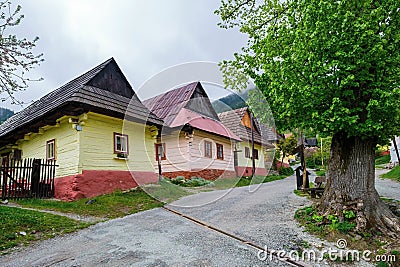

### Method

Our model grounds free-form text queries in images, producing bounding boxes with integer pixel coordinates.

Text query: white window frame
[46,139,56,160]
[114,133,129,155]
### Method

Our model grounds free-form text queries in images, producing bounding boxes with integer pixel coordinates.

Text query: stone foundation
[54,170,158,201]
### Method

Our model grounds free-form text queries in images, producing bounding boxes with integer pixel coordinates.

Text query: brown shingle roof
[257,121,281,143]
[0,58,162,146]
[218,107,274,148]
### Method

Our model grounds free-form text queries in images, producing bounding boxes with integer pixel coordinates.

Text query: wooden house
[143,82,240,180]
[218,107,275,176]
[0,58,163,200]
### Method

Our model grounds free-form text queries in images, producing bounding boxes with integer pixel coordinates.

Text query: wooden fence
[1,158,58,200]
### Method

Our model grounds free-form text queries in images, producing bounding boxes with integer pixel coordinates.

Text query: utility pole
[320,137,324,167]
[392,137,400,165]
[250,111,256,177]
[300,131,307,191]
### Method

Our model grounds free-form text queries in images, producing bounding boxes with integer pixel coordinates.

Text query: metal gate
[1,158,58,200]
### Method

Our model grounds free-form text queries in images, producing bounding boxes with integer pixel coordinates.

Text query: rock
[395,209,400,217]
[354,235,362,241]
[85,199,96,205]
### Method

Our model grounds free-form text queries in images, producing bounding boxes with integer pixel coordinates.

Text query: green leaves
[217,0,400,143]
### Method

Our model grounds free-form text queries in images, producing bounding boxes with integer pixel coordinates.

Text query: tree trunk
[318,131,400,237]
[280,152,285,170]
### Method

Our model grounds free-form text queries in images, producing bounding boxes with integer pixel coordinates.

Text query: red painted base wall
[162,169,237,180]
[235,166,268,177]
[54,170,158,201]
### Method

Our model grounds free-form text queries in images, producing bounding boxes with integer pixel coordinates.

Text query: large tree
[0,1,43,104]
[216,0,400,236]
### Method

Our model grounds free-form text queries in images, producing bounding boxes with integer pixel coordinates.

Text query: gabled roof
[257,122,282,143]
[170,108,241,141]
[143,82,220,126]
[0,58,162,146]
[305,138,318,147]
[218,107,274,148]
[143,82,240,141]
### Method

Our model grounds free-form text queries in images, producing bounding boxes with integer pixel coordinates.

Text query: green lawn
[15,188,164,219]
[210,174,290,190]
[315,169,326,176]
[381,165,400,182]
[375,154,390,165]
[1,206,90,253]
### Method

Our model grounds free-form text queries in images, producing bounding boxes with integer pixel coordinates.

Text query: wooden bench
[305,176,326,198]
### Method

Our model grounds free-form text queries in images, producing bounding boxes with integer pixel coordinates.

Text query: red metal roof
[142,82,199,126]
[171,108,241,141]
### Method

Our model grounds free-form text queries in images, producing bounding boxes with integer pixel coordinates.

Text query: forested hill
[211,90,249,113]
[0,107,14,124]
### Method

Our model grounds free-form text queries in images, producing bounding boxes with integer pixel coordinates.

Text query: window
[245,147,250,158]
[216,143,224,160]
[253,149,259,160]
[204,141,212,158]
[114,133,129,156]
[155,143,166,160]
[46,139,56,160]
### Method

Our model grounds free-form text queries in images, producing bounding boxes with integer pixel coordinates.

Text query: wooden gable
[86,59,134,99]
[241,109,260,134]
[185,83,220,121]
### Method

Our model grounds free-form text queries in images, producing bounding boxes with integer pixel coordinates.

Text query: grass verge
[375,154,390,166]
[295,205,399,266]
[381,165,400,182]
[1,206,90,253]
[15,188,164,219]
[207,173,291,190]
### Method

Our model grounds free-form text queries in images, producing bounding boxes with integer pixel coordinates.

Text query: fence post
[31,159,41,197]
[1,158,6,200]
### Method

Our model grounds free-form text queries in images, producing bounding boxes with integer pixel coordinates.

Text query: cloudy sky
[2,0,248,112]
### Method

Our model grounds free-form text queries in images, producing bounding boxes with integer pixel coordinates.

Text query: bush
[306,156,322,169]
[184,177,210,187]
[375,154,390,165]
[278,166,294,176]
[171,176,211,187]
[170,176,186,185]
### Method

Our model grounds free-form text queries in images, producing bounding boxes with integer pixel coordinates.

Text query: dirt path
[3,202,103,223]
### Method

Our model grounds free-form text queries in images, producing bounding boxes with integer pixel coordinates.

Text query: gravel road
[375,168,400,200]
[1,169,397,267]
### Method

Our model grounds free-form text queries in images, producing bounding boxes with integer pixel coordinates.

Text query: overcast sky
[2,0,248,112]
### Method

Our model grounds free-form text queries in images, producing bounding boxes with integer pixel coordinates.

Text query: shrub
[306,157,316,169]
[181,177,211,187]
[170,176,186,185]
[278,166,294,176]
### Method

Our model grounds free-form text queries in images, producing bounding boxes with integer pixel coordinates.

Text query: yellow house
[0,58,163,200]
[143,82,241,180]
[218,107,275,176]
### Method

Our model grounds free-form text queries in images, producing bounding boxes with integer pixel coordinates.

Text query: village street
[0,171,398,267]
